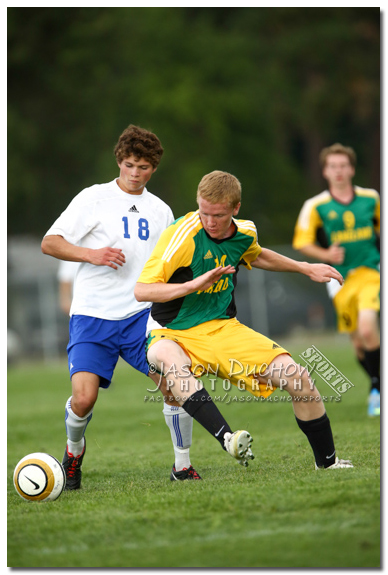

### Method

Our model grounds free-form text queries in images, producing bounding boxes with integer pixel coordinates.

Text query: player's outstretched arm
[251,248,343,285]
[135,265,236,303]
[304,263,343,284]
[41,234,126,269]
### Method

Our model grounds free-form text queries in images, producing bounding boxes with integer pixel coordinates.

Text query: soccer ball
[13,453,66,502]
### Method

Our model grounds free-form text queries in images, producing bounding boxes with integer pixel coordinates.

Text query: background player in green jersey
[293,143,380,416]
[135,170,353,470]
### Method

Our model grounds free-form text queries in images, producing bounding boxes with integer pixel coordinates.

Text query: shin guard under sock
[295,413,336,468]
[65,397,93,455]
[182,388,232,449]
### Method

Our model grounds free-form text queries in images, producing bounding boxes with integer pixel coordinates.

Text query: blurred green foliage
[8,7,380,243]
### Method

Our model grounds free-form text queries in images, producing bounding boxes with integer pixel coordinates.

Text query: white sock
[174,447,191,471]
[163,404,193,471]
[67,438,85,457]
[65,397,93,456]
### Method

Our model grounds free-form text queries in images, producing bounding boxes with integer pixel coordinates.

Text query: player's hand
[88,247,126,269]
[326,243,345,264]
[191,265,235,292]
[307,263,343,285]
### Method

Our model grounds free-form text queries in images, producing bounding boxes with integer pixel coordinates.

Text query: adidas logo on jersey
[272,343,280,349]
[128,205,139,213]
[203,250,213,259]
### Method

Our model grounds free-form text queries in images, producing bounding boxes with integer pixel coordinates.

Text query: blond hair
[319,143,357,168]
[196,171,241,208]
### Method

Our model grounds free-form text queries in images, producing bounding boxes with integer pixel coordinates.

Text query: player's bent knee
[358,325,379,347]
[148,339,189,372]
[71,394,96,417]
[71,375,99,416]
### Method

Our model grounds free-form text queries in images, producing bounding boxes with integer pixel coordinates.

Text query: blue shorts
[67,310,150,388]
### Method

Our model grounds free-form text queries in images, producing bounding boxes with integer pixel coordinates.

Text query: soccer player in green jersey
[135,170,353,471]
[293,143,380,416]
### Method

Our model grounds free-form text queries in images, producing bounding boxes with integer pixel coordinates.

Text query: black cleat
[62,439,86,490]
[170,463,202,481]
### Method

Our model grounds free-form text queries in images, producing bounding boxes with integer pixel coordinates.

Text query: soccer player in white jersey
[41,125,200,488]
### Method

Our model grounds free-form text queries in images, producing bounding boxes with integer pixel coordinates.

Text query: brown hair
[319,143,357,168]
[196,170,241,208]
[114,125,164,167]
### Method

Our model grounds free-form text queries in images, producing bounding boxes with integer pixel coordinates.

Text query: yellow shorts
[147,317,289,398]
[333,267,380,333]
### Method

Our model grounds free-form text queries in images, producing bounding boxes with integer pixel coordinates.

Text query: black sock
[295,413,336,468]
[358,355,370,377]
[364,348,380,392]
[182,388,232,449]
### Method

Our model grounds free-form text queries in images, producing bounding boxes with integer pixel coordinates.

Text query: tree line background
[8,7,380,245]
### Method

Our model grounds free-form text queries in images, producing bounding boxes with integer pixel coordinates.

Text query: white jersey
[57,260,80,283]
[45,179,174,320]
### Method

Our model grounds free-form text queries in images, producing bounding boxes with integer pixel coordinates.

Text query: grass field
[7,333,380,568]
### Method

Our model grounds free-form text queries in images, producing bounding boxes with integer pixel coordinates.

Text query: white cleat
[224,430,254,466]
[315,456,354,470]
[238,447,255,467]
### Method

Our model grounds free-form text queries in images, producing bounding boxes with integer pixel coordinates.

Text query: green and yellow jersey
[138,210,261,330]
[293,186,380,278]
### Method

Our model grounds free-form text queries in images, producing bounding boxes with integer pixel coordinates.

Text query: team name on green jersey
[138,211,261,330]
[293,187,380,278]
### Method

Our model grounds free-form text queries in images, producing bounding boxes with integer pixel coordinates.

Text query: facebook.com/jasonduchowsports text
[143,345,354,404]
